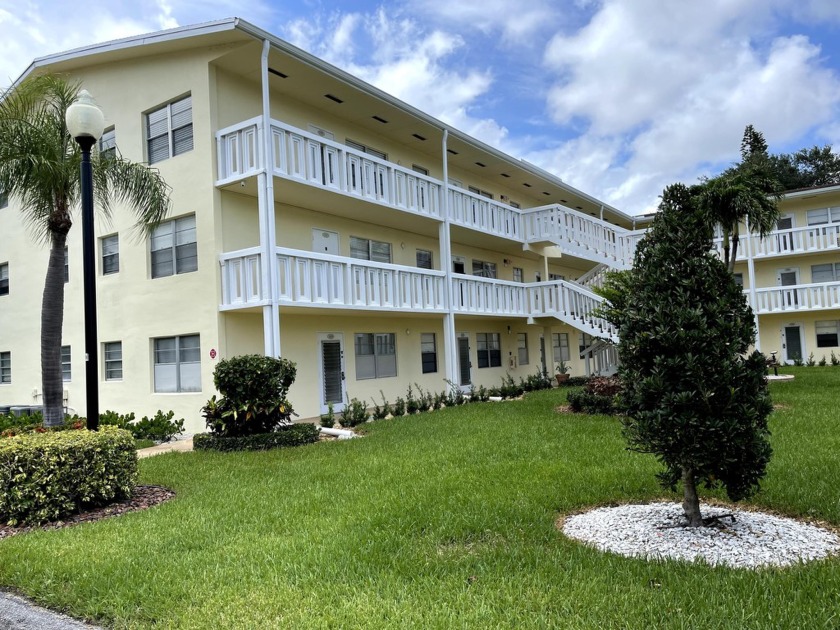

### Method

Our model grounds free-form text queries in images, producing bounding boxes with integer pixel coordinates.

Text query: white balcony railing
[216,117,262,185]
[715,225,840,261]
[448,188,522,241]
[526,281,618,341]
[450,276,528,316]
[753,281,840,314]
[220,247,265,307]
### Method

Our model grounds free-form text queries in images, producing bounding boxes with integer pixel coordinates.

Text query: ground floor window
[517,333,529,365]
[0,352,9,384]
[104,341,123,380]
[153,335,201,392]
[355,333,397,379]
[816,320,840,348]
[477,333,501,368]
[61,346,71,382]
[552,333,570,363]
[421,333,437,374]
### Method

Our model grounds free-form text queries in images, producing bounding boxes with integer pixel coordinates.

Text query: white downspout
[260,39,281,357]
[440,129,457,386]
[745,217,760,352]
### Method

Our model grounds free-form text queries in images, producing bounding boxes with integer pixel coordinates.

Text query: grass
[0,367,839,628]
[134,439,155,450]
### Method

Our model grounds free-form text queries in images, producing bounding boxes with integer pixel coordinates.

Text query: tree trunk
[681,467,703,527]
[721,230,731,271]
[729,230,740,274]
[41,231,67,427]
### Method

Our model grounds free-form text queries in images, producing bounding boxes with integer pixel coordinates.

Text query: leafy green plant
[415,384,432,412]
[202,355,297,437]
[0,426,137,526]
[392,396,406,417]
[806,352,816,367]
[193,424,319,452]
[831,351,839,366]
[405,385,419,415]
[320,402,335,428]
[372,392,391,420]
[339,398,369,428]
[432,391,445,410]
[819,356,827,366]
[132,410,184,443]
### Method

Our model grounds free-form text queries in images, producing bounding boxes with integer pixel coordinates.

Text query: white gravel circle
[563,502,840,569]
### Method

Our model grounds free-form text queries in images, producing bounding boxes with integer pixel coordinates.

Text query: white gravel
[563,502,840,569]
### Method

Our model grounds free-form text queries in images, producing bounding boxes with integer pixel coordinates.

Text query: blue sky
[3,0,840,215]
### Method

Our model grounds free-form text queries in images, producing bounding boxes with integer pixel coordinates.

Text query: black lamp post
[65,90,105,430]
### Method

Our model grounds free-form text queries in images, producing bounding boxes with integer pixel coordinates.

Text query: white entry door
[319,333,345,413]
[312,229,339,255]
[776,268,800,308]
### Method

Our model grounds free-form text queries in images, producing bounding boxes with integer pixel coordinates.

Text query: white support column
[260,39,281,357]
[745,217,760,351]
[441,130,457,386]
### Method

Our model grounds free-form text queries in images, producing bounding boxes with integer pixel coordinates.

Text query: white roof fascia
[781,184,840,201]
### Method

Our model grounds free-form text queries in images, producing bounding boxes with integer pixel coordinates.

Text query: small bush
[132,410,185,443]
[831,351,839,366]
[193,424,319,452]
[0,426,137,526]
[392,396,406,417]
[99,410,136,430]
[339,398,369,427]
[806,352,816,367]
[432,392,445,410]
[819,356,827,367]
[372,393,391,420]
[320,403,336,428]
[415,385,432,412]
[567,376,623,415]
[202,354,297,437]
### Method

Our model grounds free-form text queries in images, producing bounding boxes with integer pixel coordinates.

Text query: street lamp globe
[65,90,105,141]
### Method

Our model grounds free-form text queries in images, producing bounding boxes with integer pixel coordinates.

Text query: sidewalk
[136,436,194,458]
[0,591,101,629]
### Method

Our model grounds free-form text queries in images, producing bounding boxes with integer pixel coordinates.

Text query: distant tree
[768,145,840,190]
[0,75,171,426]
[601,184,772,527]
[697,125,781,273]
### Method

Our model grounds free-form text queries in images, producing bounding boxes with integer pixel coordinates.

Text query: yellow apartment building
[0,18,837,431]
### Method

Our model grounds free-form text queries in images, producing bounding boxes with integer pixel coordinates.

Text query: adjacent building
[0,18,837,430]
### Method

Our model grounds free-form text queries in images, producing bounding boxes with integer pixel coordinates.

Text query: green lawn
[1,367,839,629]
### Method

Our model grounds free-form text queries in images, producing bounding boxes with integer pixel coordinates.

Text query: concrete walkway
[136,437,194,458]
[0,591,101,629]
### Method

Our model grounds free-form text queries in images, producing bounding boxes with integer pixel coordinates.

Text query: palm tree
[696,125,782,273]
[0,74,171,426]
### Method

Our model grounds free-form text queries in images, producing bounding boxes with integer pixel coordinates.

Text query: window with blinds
[416,249,433,269]
[61,346,71,382]
[104,341,123,380]
[472,260,497,278]
[154,334,201,392]
[0,263,8,295]
[0,352,10,384]
[812,263,840,283]
[355,333,397,379]
[101,234,119,275]
[421,333,437,373]
[476,333,501,368]
[98,127,116,158]
[350,237,391,263]
[151,215,197,278]
[552,333,570,362]
[147,95,193,164]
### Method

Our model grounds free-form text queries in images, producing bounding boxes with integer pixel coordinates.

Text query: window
[0,191,7,208]
[104,341,123,380]
[549,273,565,281]
[355,333,397,379]
[346,139,387,160]
[812,263,840,284]
[350,237,391,263]
[472,260,497,278]
[61,346,71,382]
[101,234,119,275]
[468,186,493,199]
[64,247,69,283]
[98,127,116,158]
[733,273,744,288]
[147,95,193,164]
[476,333,501,368]
[412,164,429,176]
[816,321,840,348]
[552,333,570,362]
[0,352,10,384]
[509,201,521,209]
[154,335,201,392]
[513,267,524,283]
[416,249,433,269]
[807,207,840,226]
[421,333,437,374]
[151,215,197,278]
[0,263,7,295]
[517,333,529,366]
[579,333,594,354]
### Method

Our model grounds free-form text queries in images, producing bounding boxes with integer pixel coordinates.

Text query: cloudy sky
[2,0,840,215]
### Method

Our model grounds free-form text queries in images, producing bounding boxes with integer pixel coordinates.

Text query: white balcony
[448,188,523,241]
[220,247,447,313]
[753,281,840,314]
[714,225,840,261]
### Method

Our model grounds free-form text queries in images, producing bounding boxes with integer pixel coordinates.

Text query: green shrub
[432,392,445,410]
[392,396,406,417]
[0,426,137,526]
[806,352,816,367]
[193,424,319,452]
[405,385,419,414]
[339,398,369,427]
[202,354,297,437]
[320,402,335,428]
[99,410,136,430]
[831,351,839,366]
[132,410,184,443]
[819,356,827,366]
[372,393,391,420]
[567,390,619,415]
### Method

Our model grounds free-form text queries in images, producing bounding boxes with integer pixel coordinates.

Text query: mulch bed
[0,485,175,540]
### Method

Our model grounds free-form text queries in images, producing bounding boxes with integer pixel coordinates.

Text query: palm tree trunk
[41,232,67,427]
[729,229,740,274]
[682,467,703,527]
[721,230,731,271]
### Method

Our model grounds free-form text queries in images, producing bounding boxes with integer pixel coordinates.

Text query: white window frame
[552,333,570,362]
[816,320,840,348]
[354,332,397,380]
[476,332,501,368]
[416,249,433,269]
[104,341,123,381]
[146,95,193,164]
[513,267,524,283]
[98,127,116,158]
[101,234,119,275]
[472,260,497,279]
[0,351,10,384]
[153,334,201,393]
[517,333,529,366]
[61,345,71,382]
[811,263,840,284]
[421,333,437,374]
[151,215,197,278]
[350,236,391,263]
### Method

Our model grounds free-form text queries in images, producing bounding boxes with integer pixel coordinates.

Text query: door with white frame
[457,333,471,387]
[781,324,804,364]
[776,267,800,308]
[776,214,795,252]
[318,333,346,414]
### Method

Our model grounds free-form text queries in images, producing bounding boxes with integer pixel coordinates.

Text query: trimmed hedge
[0,426,138,526]
[193,423,320,452]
